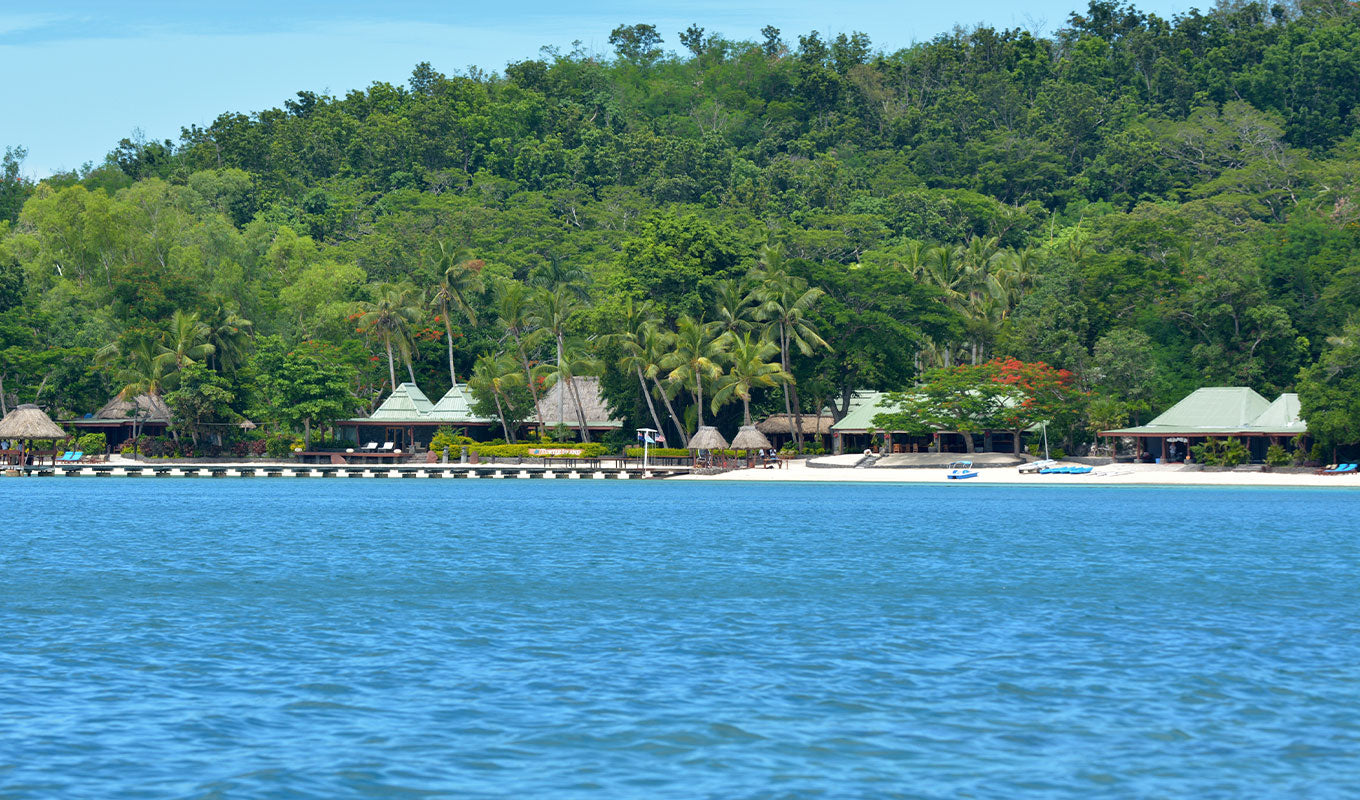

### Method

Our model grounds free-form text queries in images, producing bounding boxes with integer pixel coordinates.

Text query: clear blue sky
[1,1,1190,177]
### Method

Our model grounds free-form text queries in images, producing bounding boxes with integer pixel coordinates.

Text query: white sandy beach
[672,456,1360,489]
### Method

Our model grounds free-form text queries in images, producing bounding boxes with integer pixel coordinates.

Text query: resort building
[1100,387,1308,462]
[533,377,623,437]
[337,383,496,450]
[65,393,172,448]
[754,413,837,451]
[829,391,1031,455]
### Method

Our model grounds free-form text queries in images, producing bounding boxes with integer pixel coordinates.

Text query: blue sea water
[2,479,1359,799]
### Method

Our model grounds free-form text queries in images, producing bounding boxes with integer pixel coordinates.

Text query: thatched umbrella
[687,425,729,451]
[731,425,772,451]
[0,404,68,467]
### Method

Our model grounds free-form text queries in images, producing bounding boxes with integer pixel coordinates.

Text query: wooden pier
[5,462,690,480]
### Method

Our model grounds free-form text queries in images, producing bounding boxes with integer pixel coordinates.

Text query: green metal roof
[366,383,435,421]
[830,391,897,432]
[1243,393,1307,435]
[428,384,491,423]
[1103,387,1272,436]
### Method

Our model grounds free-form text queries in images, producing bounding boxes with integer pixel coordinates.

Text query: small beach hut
[0,404,69,467]
[688,425,729,467]
[731,425,772,451]
[731,425,773,468]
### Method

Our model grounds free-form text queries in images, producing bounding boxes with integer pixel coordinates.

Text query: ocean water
[2,479,1359,798]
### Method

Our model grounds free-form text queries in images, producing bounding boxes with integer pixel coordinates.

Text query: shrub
[75,432,107,454]
[1192,437,1249,466]
[264,433,294,458]
[1265,444,1291,467]
[472,441,610,459]
[429,427,466,456]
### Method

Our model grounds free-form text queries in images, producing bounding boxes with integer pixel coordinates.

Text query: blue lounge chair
[1322,463,1357,475]
[56,451,80,463]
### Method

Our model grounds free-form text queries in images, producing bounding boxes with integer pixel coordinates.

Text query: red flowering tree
[874,358,1085,454]
[990,357,1085,454]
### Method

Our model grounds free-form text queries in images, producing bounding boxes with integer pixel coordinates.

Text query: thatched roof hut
[0,404,68,440]
[731,425,772,450]
[534,377,623,430]
[688,425,729,450]
[95,392,172,422]
[755,413,837,436]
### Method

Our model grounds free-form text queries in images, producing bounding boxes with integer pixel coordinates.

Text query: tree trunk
[743,396,751,426]
[695,379,705,428]
[1013,429,1022,455]
[783,325,804,452]
[0,372,7,416]
[406,354,417,385]
[384,336,397,389]
[514,335,543,438]
[493,392,512,442]
[568,377,591,443]
[963,433,976,453]
[636,367,665,441]
[653,375,688,447]
[443,303,458,386]
[304,417,312,450]
[556,333,566,435]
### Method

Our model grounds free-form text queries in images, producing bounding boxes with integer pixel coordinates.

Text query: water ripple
[2,480,1359,797]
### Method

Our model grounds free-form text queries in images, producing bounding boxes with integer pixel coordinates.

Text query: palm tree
[661,316,727,429]
[711,331,788,425]
[208,306,253,374]
[156,310,216,386]
[495,280,546,434]
[469,353,525,443]
[712,277,756,337]
[113,337,170,444]
[643,326,688,447]
[357,283,421,391]
[429,241,484,386]
[529,286,583,438]
[540,337,604,442]
[614,297,668,441]
[752,270,828,452]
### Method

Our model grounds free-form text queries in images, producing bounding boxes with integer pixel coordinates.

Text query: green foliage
[10,9,1360,450]
[1191,437,1250,467]
[471,441,610,458]
[74,432,106,453]
[1297,321,1360,450]
[1265,444,1292,467]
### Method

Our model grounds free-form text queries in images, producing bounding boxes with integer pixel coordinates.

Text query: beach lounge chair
[380,441,395,451]
[360,442,379,452]
[56,451,78,463]
[1322,463,1357,475]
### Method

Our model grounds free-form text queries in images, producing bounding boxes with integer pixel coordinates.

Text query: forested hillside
[4,0,1360,451]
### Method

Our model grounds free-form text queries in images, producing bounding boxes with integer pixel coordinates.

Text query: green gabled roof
[367,382,435,421]
[830,391,897,432]
[1103,387,1271,435]
[428,384,492,423]
[1243,393,1307,434]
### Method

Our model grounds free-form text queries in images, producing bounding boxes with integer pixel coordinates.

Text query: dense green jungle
[4,0,1360,453]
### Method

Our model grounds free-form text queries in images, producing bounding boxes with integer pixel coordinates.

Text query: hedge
[470,442,611,459]
[624,447,766,458]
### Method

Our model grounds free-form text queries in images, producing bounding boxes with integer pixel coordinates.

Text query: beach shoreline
[671,459,1360,489]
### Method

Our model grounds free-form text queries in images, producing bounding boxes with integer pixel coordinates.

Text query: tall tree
[357,283,421,391]
[662,316,727,429]
[712,332,788,425]
[752,264,829,451]
[428,241,483,386]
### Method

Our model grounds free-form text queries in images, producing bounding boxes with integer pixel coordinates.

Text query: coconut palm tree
[643,326,688,447]
[529,285,583,438]
[429,241,484,386]
[468,353,525,443]
[752,270,828,452]
[156,310,216,385]
[661,316,727,430]
[539,337,604,442]
[712,276,756,337]
[495,280,546,433]
[711,331,788,425]
[113,337,171,443]
[357,283,422,391]
[208,306,253,374]
[614,297,668,441]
